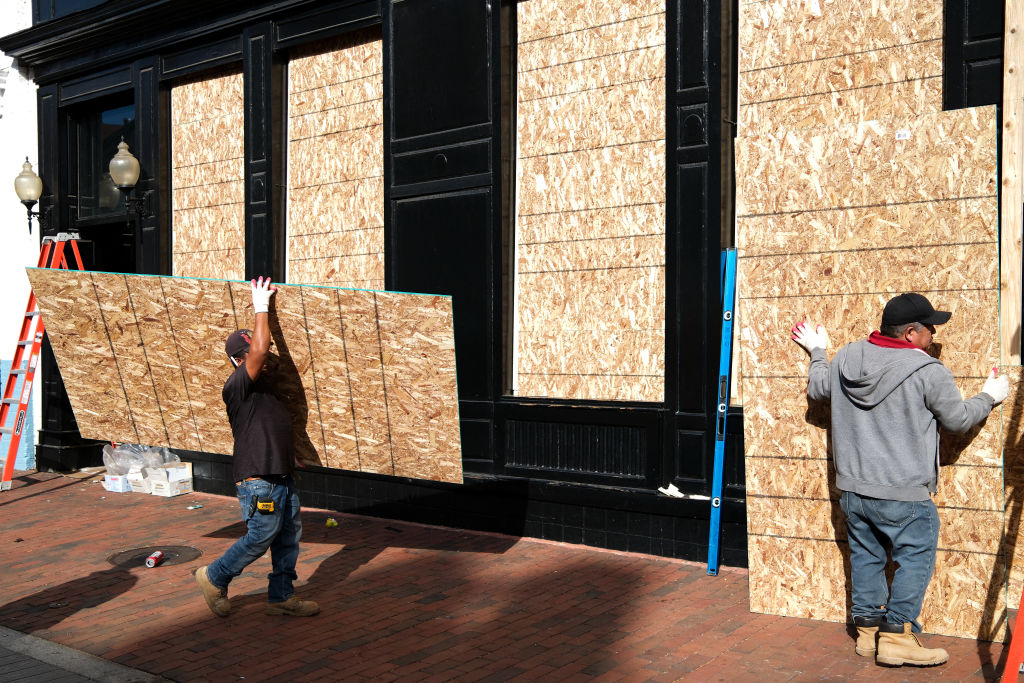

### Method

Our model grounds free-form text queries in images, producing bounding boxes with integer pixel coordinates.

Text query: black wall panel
[391,190,492,401]
[944,0,1004,109]
[243,23,284,280]
[390,0,490,141]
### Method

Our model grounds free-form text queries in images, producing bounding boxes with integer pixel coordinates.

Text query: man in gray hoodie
[792,292,1009,667]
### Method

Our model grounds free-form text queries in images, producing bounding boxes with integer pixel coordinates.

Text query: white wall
[0,0,40,468]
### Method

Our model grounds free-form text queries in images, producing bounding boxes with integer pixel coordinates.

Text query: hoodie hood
[837,340,939,409]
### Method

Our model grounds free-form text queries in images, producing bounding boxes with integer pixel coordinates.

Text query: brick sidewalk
[0,472,1010,681]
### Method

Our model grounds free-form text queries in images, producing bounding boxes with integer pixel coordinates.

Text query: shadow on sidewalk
[131,509,648,679]
[0,567,138,632]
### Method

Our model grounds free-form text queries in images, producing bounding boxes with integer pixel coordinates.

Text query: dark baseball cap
[881,293,951,327]
[225,329,253,358]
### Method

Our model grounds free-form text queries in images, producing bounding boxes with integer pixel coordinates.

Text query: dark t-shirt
[222,364,294,482]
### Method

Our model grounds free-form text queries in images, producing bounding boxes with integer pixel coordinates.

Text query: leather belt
[236,474,287,485]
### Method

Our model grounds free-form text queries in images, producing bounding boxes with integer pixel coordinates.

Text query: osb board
[736,108,998,218]
[998,367,1024,605]
[738,0,943,133]
[747,536,1007,640]
[171,73,245,281]
[737,196,997,257]
[287,29,384,290]
[513,0,665,402]
[740,290,1000,379]
[26,269,463,485]
[746,496,1003,555]
[736,104,1004,639]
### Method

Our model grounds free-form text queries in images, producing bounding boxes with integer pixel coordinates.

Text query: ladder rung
[26,311,39,317]
[8,367,26,375]
[0,428,11,435]
[16,340,32,347]
[1,398,17,405]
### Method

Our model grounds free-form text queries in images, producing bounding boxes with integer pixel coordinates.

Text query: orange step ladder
[0,233,84,491]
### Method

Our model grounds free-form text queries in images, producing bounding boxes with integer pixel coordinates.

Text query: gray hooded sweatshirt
[807,340,993,501]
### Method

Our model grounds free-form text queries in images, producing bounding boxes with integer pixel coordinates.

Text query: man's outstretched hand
[252,276,277,314]
[982,367,1010,405]
[792,321,829,354]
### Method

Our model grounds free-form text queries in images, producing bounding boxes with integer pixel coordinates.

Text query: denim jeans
[840,490,939,633]
[206,475,302,603]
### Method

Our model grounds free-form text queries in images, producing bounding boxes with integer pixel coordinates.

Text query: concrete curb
[0,626,164,682]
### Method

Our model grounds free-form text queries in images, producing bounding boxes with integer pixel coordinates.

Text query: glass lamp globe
[108,139,141,190]
[14,158,42,203]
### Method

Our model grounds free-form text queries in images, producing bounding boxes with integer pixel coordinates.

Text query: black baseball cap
[881,293,951,327]
[225,329,253,358]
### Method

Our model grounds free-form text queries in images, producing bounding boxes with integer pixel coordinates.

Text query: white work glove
[982,367,1009,405]
[251,276,276,314]
[791,321,829,354]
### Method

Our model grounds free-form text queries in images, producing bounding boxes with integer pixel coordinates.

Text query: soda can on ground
[145,551,164,568]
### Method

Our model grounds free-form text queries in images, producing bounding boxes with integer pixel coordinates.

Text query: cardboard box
[102,474,131,493]
[127,467,151,494]
[148,462,193,497]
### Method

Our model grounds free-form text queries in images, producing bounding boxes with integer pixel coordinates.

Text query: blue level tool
[707,247,737,575]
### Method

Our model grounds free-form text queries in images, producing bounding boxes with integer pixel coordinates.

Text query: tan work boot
[195,565,230,617]
[266,595,320,617]
[876,622,948,666]
[853,616,881,657]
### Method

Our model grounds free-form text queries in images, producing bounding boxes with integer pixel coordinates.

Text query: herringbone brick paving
[0,472,1013,681]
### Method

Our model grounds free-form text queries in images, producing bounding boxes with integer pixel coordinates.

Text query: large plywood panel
[737,0,943,133]
[287,29,384,290]
[124,276,202,452]
[736,103,1003,638]
[171,73,245,280]
[736,108,998,216]
[27,270,462,485]
[739,290,1000,380]
[513,0,666,402]
[28,272,136,443]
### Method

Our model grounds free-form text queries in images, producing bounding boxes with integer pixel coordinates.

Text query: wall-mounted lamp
[108,138,152,223]
[13,157,48,235]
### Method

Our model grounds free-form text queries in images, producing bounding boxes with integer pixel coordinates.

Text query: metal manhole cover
[107,545,202,568]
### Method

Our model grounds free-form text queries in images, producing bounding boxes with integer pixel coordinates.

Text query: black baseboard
[183,452,748,568]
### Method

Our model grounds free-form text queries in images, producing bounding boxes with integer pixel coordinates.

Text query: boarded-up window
[287,29,384,289]
[170,73,245,279]
[513,0,666,402]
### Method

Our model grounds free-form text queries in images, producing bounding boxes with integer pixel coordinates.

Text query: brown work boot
[266,595,320,617]
[195,566,230,617]
[876,622,948,666]
[853,616,881,656]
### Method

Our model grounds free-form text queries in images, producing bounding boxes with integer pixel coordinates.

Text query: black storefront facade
[0,0,1005,568]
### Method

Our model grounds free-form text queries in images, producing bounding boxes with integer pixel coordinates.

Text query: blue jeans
[206,476,302,603]
[840,490,939,633]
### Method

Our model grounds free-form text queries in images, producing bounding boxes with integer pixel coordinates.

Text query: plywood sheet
[737,0,944,134]
[736,108,998,216]
[514,0,666,402]
[287,29,384,290]
[737,0,942,73]
[737,196,997,257]
[737,103,1003,638]
[27,269,463,485]
[739,289,1000,379]
[748,534,1006,639]
[170,73,245,281]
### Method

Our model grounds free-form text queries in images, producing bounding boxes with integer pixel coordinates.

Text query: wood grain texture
[513,0,666,401]
[287,29,384,290]
[171,73,245,280]
[26,270,463,484]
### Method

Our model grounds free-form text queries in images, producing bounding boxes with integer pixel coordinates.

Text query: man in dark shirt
[195,276,319,618]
